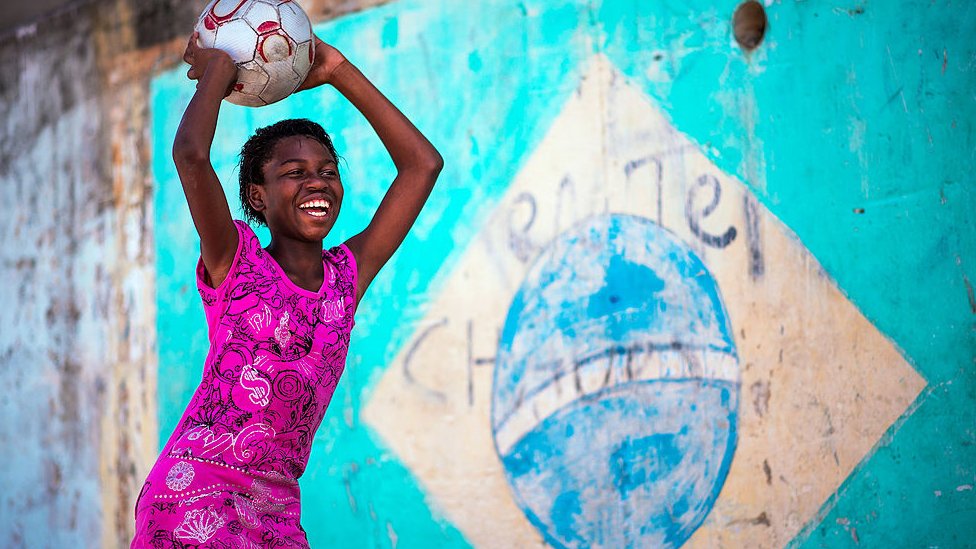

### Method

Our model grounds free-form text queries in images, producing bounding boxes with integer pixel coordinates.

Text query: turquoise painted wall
[152,0,975,546]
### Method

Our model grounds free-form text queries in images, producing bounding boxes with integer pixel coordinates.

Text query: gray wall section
[0,7,111,546]
[0,1,158,546]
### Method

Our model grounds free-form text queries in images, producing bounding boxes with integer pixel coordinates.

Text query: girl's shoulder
[232,219,260,248]
[323,242,356,278]
[196,221,263,294]
[323,242,358,300]
[229,219,269,268]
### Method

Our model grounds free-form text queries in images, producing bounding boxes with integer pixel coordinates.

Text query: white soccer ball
[194,0,315,107]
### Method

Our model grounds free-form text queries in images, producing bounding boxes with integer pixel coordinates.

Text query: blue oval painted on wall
[492,214,739,548]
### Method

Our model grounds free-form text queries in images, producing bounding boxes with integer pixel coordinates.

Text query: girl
[131,31,442,547]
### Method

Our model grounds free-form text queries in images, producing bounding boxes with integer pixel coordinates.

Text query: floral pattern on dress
[132,221,357,548]
[164,461,195,492]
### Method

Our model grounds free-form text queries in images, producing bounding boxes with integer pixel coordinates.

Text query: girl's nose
[306,174,329,188]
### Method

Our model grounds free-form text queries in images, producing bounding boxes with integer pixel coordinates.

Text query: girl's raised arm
[172,33,240,288]
[300,37,444,302]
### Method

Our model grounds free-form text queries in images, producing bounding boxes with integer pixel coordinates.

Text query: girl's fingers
[183,35,196,64]
[184,33,204,79]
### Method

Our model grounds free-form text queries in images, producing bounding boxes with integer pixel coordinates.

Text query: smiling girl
[131,32,442,547]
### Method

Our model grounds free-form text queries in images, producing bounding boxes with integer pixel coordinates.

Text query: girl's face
[250,135,343,243]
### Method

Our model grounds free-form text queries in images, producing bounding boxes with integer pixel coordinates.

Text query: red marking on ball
[210,0,249,22]
[234,82,245,91]
[308,45,314,63]
[257,21,280,34]
[204,15,216,31]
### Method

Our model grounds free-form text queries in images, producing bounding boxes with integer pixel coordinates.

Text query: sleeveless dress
[132,220,357,548]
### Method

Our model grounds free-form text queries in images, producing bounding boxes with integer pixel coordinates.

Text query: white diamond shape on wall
[363,56,925,548]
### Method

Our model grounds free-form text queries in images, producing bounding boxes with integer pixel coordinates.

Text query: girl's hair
[238,118,340,226]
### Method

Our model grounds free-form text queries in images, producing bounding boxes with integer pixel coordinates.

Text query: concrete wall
[2,0,974,547]
[0,2,158,546]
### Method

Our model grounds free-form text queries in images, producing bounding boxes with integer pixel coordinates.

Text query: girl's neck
[265,236,324,291]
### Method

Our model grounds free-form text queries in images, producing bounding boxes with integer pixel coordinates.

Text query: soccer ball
[194,0,315,107]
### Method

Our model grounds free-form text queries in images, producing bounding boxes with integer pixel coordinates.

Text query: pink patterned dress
[132,220,357,548]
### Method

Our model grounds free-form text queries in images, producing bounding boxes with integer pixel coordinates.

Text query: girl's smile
[298,197,331,217]
[253,135,343,242]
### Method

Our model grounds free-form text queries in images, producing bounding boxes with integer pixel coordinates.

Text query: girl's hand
[296,35,348,91]
[182,32,238,96]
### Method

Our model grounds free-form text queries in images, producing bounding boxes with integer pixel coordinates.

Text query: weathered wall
[0,1,159,546]
[2,0,974,547]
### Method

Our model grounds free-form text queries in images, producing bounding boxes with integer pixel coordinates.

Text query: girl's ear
[247,183,266,214]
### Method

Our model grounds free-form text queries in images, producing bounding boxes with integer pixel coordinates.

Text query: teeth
[299,199,331,211]
[299,198,331,218]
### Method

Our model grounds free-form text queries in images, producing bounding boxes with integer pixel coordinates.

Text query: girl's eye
[287,170,303,177]
[320,170,337,177]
